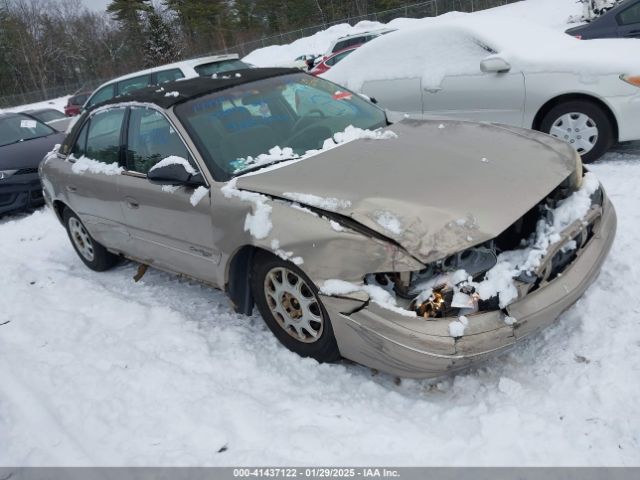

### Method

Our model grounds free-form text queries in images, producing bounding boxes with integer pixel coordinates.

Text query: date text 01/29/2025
[232,468,400,478]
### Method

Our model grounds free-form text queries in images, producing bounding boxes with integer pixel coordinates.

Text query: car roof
[89,67,299,112]
[95,54,242,88]
[24,108,60,114]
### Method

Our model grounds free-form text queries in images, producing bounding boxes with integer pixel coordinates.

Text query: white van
[84,54,251,109]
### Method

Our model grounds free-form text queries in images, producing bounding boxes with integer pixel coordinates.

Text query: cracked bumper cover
[320,194,617,379]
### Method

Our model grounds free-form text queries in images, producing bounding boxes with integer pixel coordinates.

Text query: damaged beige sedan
[40,68,616,378]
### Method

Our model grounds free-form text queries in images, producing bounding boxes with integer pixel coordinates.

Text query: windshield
[0,114,55,147]
[175,73,387,180]
[195,59,252,77]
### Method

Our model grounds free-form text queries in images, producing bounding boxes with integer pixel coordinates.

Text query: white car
[84,54,252,110]
[323,16,640,162]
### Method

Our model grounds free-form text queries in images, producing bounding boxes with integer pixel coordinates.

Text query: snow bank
[71,156,123,176]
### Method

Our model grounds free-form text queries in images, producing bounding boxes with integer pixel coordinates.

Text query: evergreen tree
[143,8,180,67]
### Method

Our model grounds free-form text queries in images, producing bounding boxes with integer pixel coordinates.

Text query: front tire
[63,208,118,271]
[539,100,613,163]
[251,252,340,362]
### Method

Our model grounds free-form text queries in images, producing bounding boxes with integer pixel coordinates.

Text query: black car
[0,112,65,216]
[566,0,640,39]
[24,108,71,132]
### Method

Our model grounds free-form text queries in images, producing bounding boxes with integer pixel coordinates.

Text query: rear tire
[539,100,613,164]
[63,208,118,272]
[251,251,340,363]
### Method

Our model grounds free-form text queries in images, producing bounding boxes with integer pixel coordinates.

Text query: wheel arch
[52,200,69,224]
[225,245,275,316]
[532,93,619,142]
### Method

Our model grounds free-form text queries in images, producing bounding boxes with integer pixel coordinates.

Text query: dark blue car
[566,0,640,39]
[0,112,65,216]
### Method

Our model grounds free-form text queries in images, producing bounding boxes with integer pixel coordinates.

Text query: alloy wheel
[263,266,324,343]
[68,217,95,262]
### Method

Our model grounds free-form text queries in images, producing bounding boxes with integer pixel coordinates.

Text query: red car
[310,45,361,76]
[64,90,92,117]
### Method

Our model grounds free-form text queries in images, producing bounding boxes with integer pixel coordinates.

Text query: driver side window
[126,108,193,175]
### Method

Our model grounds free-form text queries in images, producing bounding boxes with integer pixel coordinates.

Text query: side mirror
[480,56,511,73]
[147,161,205,187]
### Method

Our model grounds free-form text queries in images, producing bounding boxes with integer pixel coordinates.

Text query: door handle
[124,197,140,209]
[66,185,77,193]
[423,87,442,93]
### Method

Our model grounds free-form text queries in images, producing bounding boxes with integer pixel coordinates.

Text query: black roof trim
[88,67,301,112]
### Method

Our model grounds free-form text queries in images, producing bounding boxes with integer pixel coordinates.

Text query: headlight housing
[0,170,18,180]
[620,74,640,88]
[571,150,583,190]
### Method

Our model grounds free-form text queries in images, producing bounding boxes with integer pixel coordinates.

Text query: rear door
[64,108,130,251]
[617,2,640,37]
[117,107,221,283]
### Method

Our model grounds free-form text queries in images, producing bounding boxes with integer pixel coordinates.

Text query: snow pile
[189,186,209,207]
[221,178,273,239]
[270,239,303,265]
[283,192,351,211]
[71,156,123,176]
[164,91,180,98]
[149,155,196,174]
[243,21,386,67]
[321,279,416,317]
[237,125,397,176]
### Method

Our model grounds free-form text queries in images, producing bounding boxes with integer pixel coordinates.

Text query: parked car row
[38,68,616,378]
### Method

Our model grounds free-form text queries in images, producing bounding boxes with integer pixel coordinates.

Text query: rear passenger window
[117,74,151,95]
[85,109,126,164]
[126,108,192,175]
[156,68,185,84]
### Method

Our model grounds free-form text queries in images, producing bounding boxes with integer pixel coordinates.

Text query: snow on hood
[324,14,640,91]
[234,119,577,264]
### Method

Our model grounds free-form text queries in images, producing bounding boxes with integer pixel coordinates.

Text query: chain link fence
[0,0,518,109]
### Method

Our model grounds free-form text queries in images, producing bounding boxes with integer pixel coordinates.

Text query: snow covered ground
[1,146,639,466]
[2,0,640,468]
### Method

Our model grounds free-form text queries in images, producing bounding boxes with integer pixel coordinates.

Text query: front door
[117,107,221,284]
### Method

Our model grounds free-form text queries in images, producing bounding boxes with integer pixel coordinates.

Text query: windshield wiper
[235,158,296,176]
[0,138,25,147]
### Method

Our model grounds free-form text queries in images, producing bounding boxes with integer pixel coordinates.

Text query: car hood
[235,119,577,264]
[0,133,66,170]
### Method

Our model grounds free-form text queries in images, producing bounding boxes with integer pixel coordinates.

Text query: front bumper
[322,194,617,378]
[0,172,45,216]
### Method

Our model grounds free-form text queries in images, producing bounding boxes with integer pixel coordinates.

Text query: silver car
[40,69,616,378]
